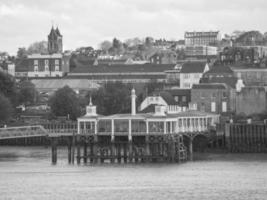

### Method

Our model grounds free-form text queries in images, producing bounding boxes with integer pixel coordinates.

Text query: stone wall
[235,86,267,115]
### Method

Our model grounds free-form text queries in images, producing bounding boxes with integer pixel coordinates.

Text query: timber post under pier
[50,134,188,165]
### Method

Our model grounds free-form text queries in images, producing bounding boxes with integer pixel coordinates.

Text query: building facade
[191,83,231,114]
[184,31,221,46]
[185,45,218,58]
[179,62,209,89]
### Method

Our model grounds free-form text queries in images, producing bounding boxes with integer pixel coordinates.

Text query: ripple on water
[0,146,266,200]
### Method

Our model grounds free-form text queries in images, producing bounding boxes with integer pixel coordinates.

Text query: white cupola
[85,97,97,116]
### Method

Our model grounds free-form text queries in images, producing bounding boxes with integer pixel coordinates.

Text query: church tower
[48,26,63,54]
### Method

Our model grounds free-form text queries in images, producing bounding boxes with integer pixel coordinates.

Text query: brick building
[191,83,231,114]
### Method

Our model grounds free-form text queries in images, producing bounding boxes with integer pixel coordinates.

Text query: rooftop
[180,62,207,73]
[70,64,177,74]
[192,83,227,90]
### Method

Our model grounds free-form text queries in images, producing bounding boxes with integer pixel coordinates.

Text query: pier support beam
[51,137,58,165]
[189,137,193,161]
[67,137,72,164]
[145,136,150,162]
[93,135,98,163]
[76,136,81,165]
[83,138,88,164]
[71,133,75,164]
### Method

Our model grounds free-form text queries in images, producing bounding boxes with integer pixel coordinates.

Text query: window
[184,74,190,79]
[34,60,38,66]
[174,96,179,102]
[182,96,187,102]
[222,102,227,112]
[211,102,216,112]
[55,59,59,65]
[45,65,49,72]
[211,93,216,98]
[222,92,227,98]
[55,66,59,71]
[183,83,190,88]
[45,59,49,65]
[34,66,38,72]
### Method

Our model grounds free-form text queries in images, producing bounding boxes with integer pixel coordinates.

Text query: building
[15,27,70,78]
[67,64,181,83]
[77,89,220,139]
[149,52,177,64]
[231,64,267,86]
[179,62,209,89]
[191,83,231,114]
[185,45,218,58]
[31,79,100,94]
[48,26,63,54]
[27,54,65,77]
[201,64,238,88]
[139,90,189,114]
[184,31,221,46]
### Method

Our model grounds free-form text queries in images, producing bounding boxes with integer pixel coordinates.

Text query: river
[0,146,266,200]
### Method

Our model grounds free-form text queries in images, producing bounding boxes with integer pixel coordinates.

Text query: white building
[179,62,209,89]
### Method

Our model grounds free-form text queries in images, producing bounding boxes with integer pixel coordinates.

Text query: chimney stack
[131,88,136,115]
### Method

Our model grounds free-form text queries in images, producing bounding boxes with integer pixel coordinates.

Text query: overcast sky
[0,0,267,55]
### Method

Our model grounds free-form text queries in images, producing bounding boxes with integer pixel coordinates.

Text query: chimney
[131,88,136,115]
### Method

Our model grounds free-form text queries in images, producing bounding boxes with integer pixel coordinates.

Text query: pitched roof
[180,62,207,73]
[165,89,191,96]
[201,77,237,89]
[152,91,177,105]
[205,65,233,74]
[70,64,176,74]
[192,83,227,90]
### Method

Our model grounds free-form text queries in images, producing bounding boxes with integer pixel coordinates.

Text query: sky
[0,0,267,55]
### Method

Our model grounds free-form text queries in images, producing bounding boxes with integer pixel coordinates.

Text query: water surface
[0,146,266,200]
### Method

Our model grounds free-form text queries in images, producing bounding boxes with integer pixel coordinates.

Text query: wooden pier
[51,134,188,165]
[225,123,267,153]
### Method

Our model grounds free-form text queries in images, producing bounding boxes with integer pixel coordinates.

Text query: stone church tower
[48,26,63,54]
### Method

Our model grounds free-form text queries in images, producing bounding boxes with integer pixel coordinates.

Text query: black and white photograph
[0,0,267,199]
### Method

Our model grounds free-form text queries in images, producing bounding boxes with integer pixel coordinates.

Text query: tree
[17,47,27,59]
[49,86,81,120]
[0,93,13,125]
[27,41,48,54]
[0,71,18,106]
[145,36,154,47]
[88,82,132,115]
[99,40,112,53]
[18,80,38,105]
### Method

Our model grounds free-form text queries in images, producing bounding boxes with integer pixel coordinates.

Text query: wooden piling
[51,137,57,165]
[188,137,193,161]
[83,138,87,164]
[117,143,121,163]
[128,140,133,163]
[71,133,75,164]
[67,137,72,164]
[76,136,81,165]
[111,140,115,163]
